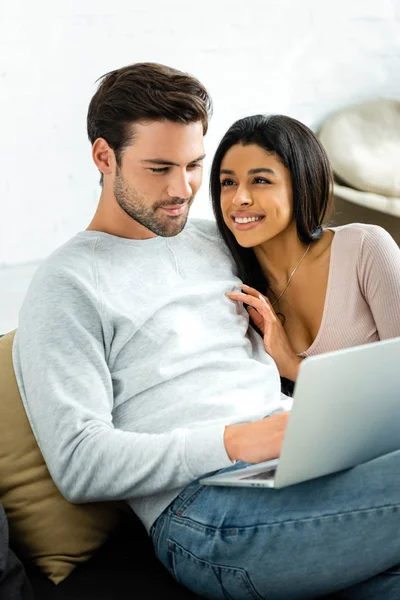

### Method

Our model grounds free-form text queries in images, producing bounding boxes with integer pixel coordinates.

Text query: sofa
[331,194,400,246]
[318,98,400,246]
[23,511,200,600]
[0,331,201,600]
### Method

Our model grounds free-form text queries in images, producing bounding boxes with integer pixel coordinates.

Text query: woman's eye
[253,177,271,184]
[220,179,236,187]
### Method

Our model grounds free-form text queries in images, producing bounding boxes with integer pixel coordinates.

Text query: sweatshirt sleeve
[13,257,232,504]
[358,226,400,339]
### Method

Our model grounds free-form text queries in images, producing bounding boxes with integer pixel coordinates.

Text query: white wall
[1,0,399,267]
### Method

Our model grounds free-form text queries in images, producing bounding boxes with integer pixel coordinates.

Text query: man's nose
[167,172,192,200]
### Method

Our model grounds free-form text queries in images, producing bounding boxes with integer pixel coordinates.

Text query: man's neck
[86,192,156,240]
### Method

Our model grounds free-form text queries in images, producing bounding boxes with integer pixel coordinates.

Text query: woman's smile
[230,211,266,231]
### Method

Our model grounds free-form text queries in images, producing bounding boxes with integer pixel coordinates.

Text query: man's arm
[13,264,232,503]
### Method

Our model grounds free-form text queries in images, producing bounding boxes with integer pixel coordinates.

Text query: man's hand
[226,284,302,381]
[224,412,290,463]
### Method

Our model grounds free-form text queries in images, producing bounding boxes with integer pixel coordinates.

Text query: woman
[210,114,400,384]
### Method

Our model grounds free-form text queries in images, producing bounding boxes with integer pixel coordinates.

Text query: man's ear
[92,138,115,177]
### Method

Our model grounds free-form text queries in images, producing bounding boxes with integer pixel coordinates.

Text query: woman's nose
[233,189,253,206]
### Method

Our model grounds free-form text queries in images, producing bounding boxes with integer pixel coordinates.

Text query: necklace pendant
[270,242,312,308]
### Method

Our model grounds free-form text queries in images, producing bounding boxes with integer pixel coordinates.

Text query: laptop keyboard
[240,469,276,482]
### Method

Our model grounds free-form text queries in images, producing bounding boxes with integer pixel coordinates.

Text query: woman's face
[219,143,294,248]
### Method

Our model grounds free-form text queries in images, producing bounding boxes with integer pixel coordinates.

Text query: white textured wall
[1,0,399,266]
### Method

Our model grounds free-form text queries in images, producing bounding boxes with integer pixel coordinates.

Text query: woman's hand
[226,284,302,381]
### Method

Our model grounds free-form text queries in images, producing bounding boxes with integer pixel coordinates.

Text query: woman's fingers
[247,306,264,331]
[242,285,277,312]
[241,284,270,303]
[241,284,262,298]
[241,285,271,307]
[226,291,276,320]
[226,292,264,312]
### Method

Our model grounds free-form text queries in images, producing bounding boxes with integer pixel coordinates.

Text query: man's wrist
[224,423,241,462]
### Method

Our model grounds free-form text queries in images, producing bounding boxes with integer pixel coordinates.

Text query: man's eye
[220,179,236,187]
[150,167,169,173]
[188,163,202,170]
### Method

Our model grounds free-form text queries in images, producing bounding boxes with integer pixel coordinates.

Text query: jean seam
[169,539,263,600]
[171,502,400,535]
[151,520,162,561]
[172,483,208,515]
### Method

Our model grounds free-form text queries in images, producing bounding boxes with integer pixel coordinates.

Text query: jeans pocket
[169,539,263,600]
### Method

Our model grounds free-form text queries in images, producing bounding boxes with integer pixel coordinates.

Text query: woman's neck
[254,228,312,288]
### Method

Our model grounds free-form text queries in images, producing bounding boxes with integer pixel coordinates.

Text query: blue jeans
[151,450,400,599]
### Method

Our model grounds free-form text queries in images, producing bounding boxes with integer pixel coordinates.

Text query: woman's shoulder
[329,222,385,238]
[329,222,395,249]
[329,223,399,270]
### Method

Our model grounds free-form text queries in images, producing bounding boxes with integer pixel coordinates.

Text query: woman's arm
[226,286,302,381]
[359,226,400,338]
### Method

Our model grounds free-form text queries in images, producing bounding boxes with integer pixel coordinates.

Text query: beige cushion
[0,331,122,584]
[334,183,400,217]
[319,99,400,198]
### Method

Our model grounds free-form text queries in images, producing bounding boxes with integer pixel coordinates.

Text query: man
[13,63,400,599]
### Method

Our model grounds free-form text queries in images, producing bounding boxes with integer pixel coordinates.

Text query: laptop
[200,336,400,489]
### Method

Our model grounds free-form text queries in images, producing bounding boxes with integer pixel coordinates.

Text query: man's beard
[113,171,193,237]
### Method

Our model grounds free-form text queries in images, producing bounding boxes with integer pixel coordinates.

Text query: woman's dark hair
[87,62,212,184]
[210,114,334,293]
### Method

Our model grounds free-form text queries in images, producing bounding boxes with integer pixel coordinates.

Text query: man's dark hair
[87,62,212,184]
[210,114,334,293]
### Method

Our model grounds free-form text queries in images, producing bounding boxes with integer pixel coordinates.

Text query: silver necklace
[271,243,312,307]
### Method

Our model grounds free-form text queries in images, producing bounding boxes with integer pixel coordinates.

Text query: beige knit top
[298,223,400,358]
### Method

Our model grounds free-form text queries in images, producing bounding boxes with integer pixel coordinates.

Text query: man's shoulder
[181,218,237,272]
[185,218,220,240]
[17,234,101,330]
[33,234,98,287]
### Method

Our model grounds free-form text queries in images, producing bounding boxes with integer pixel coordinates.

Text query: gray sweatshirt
[13,219,287,531]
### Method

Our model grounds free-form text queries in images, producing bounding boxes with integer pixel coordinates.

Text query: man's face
[113,120,205,237]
